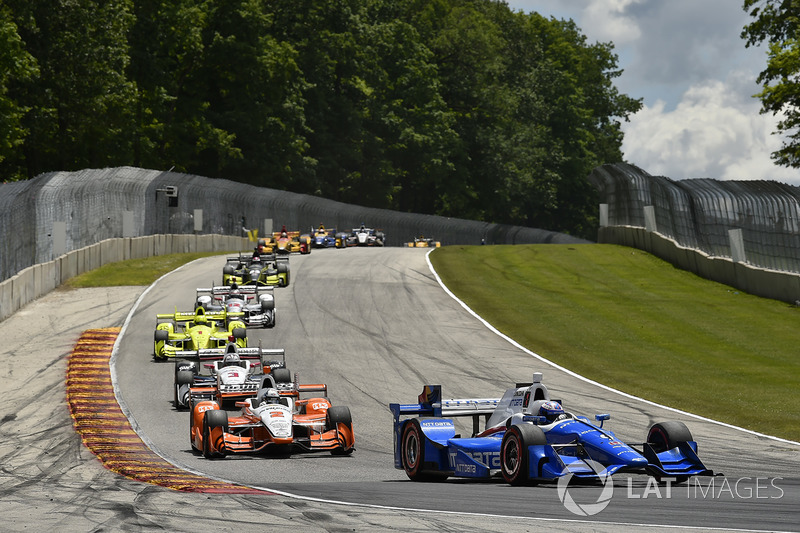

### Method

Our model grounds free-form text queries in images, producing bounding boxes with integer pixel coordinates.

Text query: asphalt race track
[1,246,798,531]
[115,247,799,531]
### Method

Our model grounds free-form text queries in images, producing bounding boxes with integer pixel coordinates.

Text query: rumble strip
[66,328,265,494]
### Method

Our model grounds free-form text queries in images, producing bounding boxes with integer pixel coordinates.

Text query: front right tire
[501,424,546,485]
[202,409,229,459]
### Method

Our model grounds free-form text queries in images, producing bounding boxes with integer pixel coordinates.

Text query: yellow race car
[406,236,441,248]
[153,306,247,360]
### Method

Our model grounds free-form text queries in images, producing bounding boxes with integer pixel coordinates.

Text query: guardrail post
[123,211,135,238]
[729,228,746,263]
[194,209,203,233]
[52,222,66,259]
[643,206,656,233]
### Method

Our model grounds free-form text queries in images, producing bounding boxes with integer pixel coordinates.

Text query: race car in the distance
[153,306,247,360]
[174,344,290,409]
[191,375,355,458]
[389,373,716,485]
[195,284,275,328]
[405,236,441,248]
[260,225,311,254]
[222,252,290,287]
[309,224,340,248]
[343,224,385,247]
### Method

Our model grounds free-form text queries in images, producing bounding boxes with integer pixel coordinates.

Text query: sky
[506,0,800,186]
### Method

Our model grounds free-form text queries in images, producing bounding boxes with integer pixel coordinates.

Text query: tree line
[0,0,642,238]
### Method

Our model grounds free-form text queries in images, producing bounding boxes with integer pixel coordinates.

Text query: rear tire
[271,367,291,384]
[400,419,444,481]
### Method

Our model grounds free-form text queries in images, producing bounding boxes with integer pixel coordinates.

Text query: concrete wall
[598,226,800,304]
[0,234,249,323]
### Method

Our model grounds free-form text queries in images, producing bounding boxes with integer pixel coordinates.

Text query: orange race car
[190,375,355,458]
[259,225,311,254]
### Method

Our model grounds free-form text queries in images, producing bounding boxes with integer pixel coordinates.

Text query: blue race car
[310,225,340,248]
[389,373,716,485]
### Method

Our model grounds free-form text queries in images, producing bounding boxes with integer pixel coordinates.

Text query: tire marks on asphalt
[66,327,267,494]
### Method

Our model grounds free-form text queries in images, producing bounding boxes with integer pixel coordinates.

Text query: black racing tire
[647,421,693,453]
[231,327,247,339]
[326,406,355,455]
[175,369,195,386]
[400,419,445,481]
[326,405,352,429]
[222,265,235,275]
[154,329,169,341]
[190,406,199,454]
[174,370,194,409]
[276,262,290,285]
[202,409,228,459]
[501,424,546,485]
[271,367,292,384]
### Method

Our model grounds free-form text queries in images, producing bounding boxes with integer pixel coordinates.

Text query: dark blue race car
[389,373,716,485]
[310,225,342,248]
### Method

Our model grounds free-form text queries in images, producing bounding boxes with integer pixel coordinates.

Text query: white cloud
[621,79,800,185]
[581,0,644,45]
[507,0,800,185]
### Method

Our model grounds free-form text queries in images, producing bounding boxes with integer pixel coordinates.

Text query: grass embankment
[62,252,229,288]
[431,244,800,442]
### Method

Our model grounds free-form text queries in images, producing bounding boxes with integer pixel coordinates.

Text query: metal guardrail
[589,163,800,274]
[0,167,589,283]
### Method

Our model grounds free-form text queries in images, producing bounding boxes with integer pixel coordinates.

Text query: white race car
[196,284,275,328]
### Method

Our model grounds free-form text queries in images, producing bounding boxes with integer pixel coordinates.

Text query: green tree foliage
[0,4,37,177]
[742,0,800,167]
[0,0,640,237]
[2,0,136,178]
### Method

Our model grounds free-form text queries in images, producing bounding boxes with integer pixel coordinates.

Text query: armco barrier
[590,162,800,304]
[0,234,249,322]
[598,226,800,303]
[0,167,590,285]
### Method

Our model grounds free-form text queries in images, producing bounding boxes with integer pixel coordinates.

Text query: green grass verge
[62,252,230,288]
[430,244,800,442]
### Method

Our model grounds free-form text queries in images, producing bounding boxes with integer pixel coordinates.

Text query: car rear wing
[189,347,281,363]
[196,285,273,297]
[389,385,500,436]
[156,308,237,324]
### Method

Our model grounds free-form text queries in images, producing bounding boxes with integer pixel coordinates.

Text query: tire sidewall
[501,426,526,484]
[401,420,424,478]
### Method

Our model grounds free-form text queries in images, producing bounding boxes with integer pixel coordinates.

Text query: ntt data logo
[556,460,614,516]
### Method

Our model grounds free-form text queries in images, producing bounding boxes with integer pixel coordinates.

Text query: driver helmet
[229,282,241,297]
[261,388,281,406]
[538,401,565,423]
[196,295,212,309]
[222,352,241,367]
